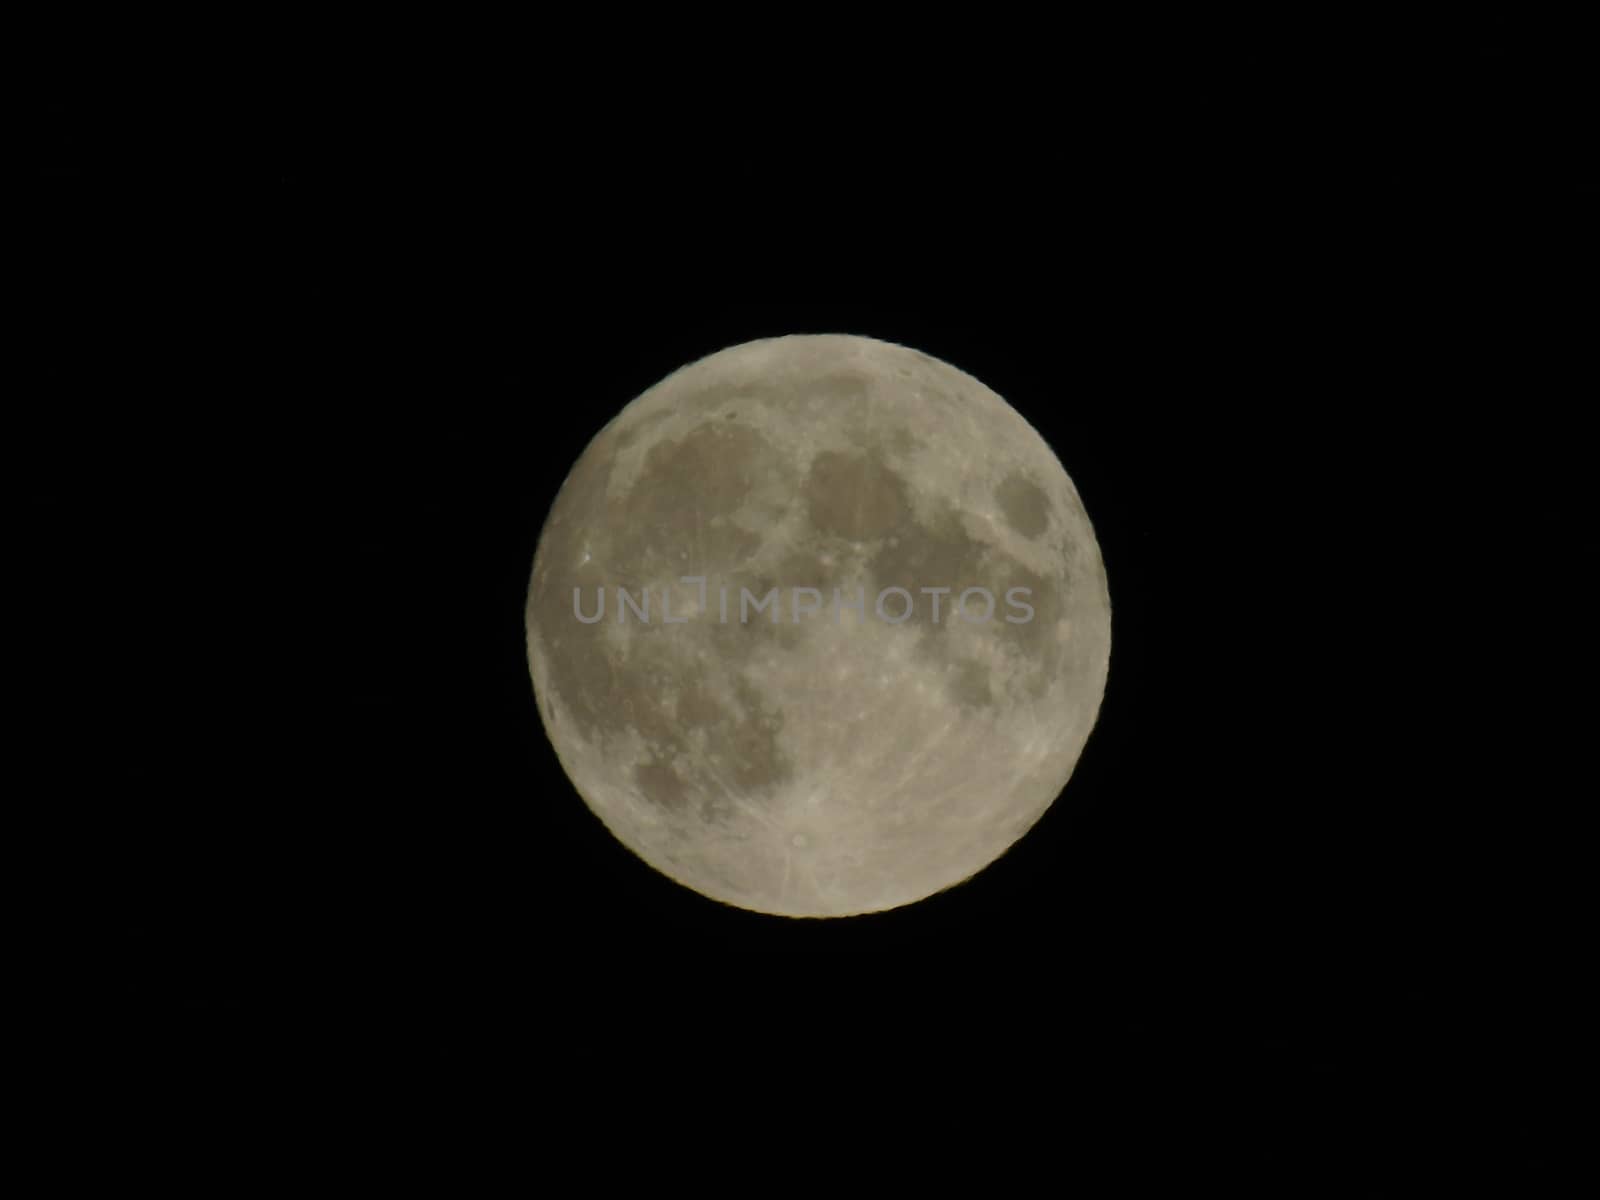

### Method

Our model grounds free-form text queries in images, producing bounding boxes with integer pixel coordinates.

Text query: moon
[526,334,1110,917]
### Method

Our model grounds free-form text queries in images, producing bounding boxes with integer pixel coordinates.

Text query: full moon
[526,334,1110,917]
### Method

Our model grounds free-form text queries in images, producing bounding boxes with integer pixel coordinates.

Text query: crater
[804,450,910,542]
[612,408,671,451]
[715,677,793,796]
[801,369,873,405]
[884,426,923,456]
[868,504,992,634]
[635,758,690,812]
[991,561,1062,699]
[677,380,775,420]
[995,471,1050,539]
[946,657,996,711]
[609,421,784,576]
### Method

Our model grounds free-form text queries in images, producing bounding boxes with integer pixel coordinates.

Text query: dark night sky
[35,21,1587,1182]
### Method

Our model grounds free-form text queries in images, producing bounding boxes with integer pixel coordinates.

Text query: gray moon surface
[526,334,1110,917]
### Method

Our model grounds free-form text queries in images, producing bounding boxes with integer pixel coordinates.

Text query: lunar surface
[525,334,1110,917]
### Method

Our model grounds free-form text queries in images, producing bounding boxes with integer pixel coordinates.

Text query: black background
[37,19,1588,1184]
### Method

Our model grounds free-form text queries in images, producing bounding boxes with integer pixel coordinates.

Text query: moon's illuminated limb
[526,335,1110,917]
